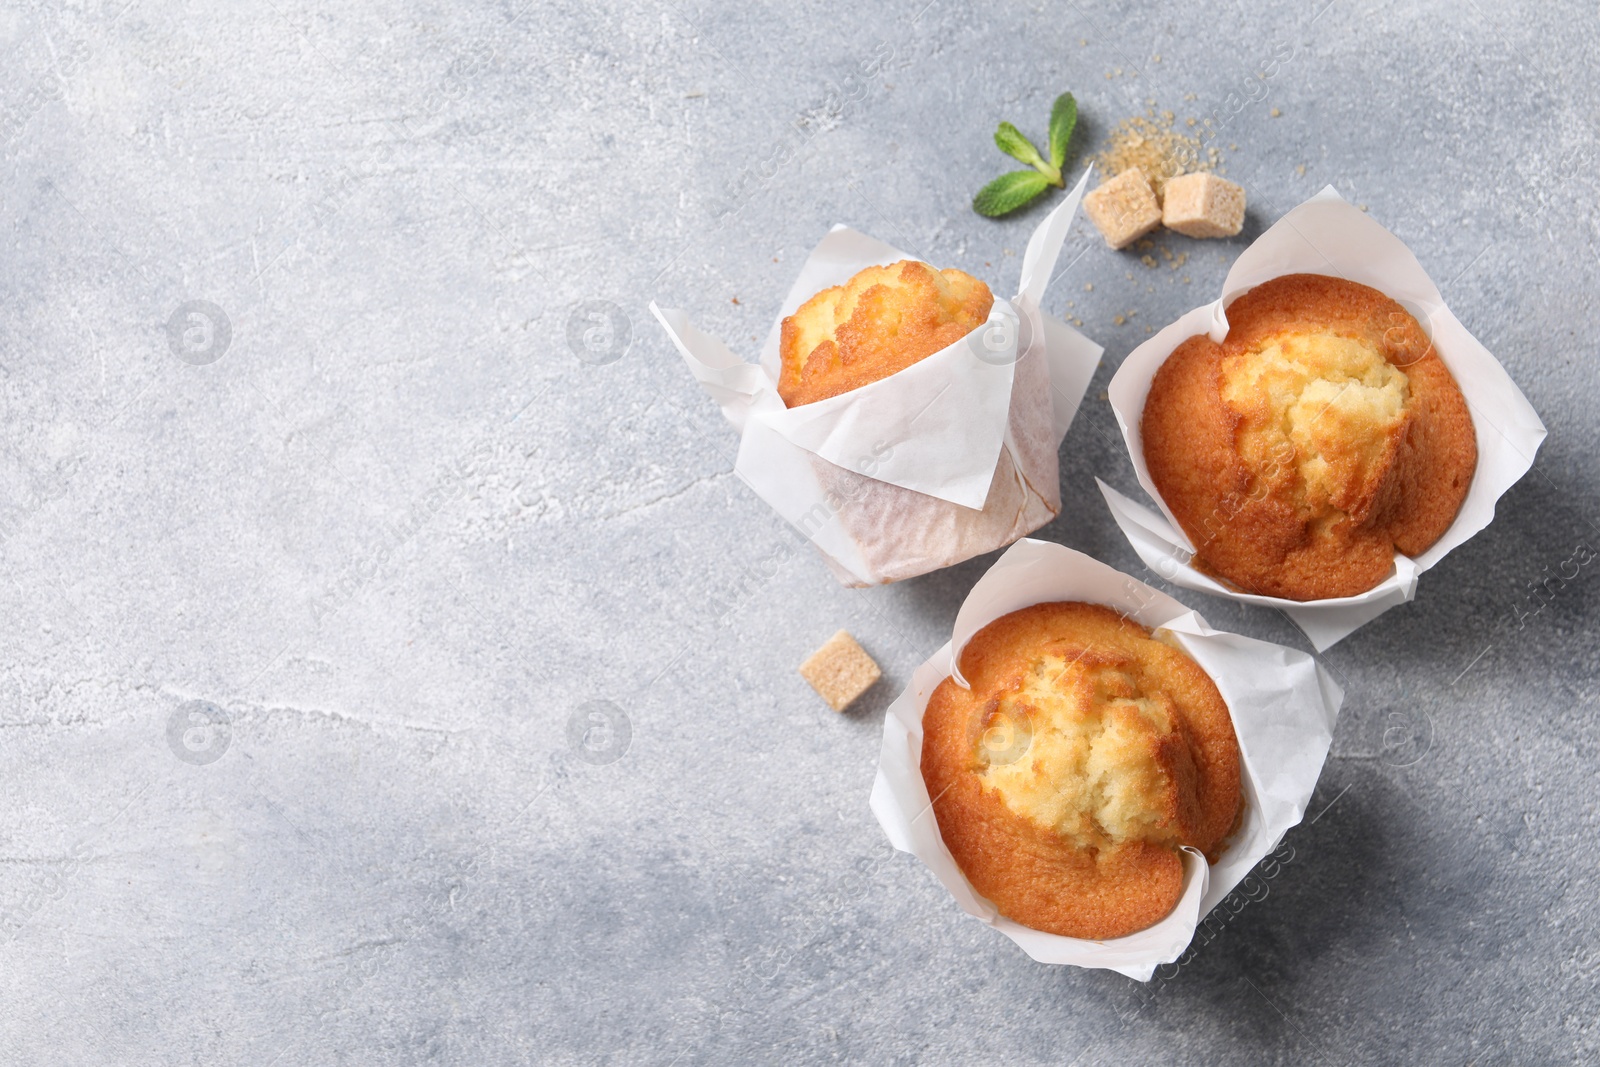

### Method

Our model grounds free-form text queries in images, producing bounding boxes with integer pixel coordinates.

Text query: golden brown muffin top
[1142,274,1478,600]
[777,260,993,407]
[921,602,1241,941]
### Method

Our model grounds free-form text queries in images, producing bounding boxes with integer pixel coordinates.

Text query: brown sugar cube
[1082,167,1162,250]
[798,630,881,712]
[1162,173,1245,238]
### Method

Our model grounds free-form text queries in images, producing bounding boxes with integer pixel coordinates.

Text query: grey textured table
[1,1,1595,1063]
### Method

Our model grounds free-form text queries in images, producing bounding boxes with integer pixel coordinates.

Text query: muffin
[778,260,993,407]
[1142,273,1478,600]
[921,601,1241,940]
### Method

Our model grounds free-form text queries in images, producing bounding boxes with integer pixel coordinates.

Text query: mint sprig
[973,92,1077,218]
[995,122,1050,173]
[973,171,1051,217]
[1047,93,1076,172]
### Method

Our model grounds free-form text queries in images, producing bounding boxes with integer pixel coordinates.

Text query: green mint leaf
[1048,92,1077,172]
[972,170,1051,217]
[994,122,1046,169]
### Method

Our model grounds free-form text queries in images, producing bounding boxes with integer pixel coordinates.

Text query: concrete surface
[1,0,1596,1063]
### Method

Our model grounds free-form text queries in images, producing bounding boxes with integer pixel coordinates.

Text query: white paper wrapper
[1100,187,1548,650]
[869,538,1342,981]
[652,172,1103,586]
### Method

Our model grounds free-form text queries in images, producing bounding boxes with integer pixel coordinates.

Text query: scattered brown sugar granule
[1092,110,1215,200]
[799,630,881,712]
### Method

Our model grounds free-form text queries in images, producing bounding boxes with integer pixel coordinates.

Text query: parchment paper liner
[1100,186,1547,650]
[870,538,1341,981]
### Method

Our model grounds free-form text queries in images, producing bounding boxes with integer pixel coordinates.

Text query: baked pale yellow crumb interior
[978,652,1191,851]
[1220,330,1411,515]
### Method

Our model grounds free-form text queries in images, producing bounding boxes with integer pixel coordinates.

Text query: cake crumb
[799,631,881,712]
[1113,314,1126,326]
[1084,282,1094,291]
[1270,107,1282,118]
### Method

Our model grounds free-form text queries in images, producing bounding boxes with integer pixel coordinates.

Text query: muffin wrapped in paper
[651,173,1101,586]
[870,539,1342,980]
[1099,187,1546,650]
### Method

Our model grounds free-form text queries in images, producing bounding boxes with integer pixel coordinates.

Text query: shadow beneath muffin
[1054,767,1496,1058]
[888,547,1011,633]
[1421,466,1597,622]
[1320,464,1597,684]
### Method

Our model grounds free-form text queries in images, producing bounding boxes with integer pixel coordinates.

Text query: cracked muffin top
[1142,273,1477,600]
[921,601,1241,941]
[777,259,993,407]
